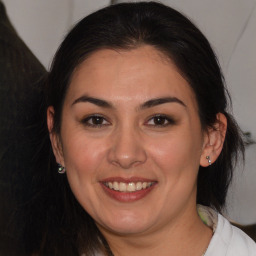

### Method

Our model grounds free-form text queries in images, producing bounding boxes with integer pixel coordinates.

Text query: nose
[107,125,147,169]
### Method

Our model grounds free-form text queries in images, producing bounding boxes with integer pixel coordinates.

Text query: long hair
[20,2,244,255]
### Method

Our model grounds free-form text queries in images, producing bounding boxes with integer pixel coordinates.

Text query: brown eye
[153,116,167,125]
[90,116,104,125]
[82,115,110,127]
[146,115,175,127]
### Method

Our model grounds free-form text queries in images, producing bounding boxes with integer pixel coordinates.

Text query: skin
[48,45,227,256]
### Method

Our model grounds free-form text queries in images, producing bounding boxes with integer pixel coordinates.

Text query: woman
[21,2,255,256]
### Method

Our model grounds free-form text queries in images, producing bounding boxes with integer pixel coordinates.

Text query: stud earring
[57,163,66,174]
[206,156,212,166]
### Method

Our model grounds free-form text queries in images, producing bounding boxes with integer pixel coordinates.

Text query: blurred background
[2,0,256,225]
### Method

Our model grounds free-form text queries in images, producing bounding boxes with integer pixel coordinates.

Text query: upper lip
[100,176,157,183]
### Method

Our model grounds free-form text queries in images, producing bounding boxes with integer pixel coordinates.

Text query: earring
[206,156,212,166]
[57,163,66,174]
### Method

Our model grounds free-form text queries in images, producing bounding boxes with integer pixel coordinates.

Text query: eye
[82,115,110,127]
[146,115,175,127]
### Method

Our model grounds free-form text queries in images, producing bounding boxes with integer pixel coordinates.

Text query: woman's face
[50,45,210,236]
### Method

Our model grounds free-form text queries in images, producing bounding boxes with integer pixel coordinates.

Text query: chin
[97,211,154,235]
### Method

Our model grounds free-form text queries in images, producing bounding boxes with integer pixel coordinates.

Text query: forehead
[66,45,197,109]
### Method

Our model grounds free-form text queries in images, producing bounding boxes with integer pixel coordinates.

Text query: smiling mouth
[104,181,155,192]
[100,177,157,202]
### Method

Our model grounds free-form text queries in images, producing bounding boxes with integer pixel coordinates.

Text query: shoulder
[206,213,256,256]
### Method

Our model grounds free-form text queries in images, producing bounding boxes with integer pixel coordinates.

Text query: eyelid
[81,114,111,127]
[80,113,176,128]
[145,114,176,127]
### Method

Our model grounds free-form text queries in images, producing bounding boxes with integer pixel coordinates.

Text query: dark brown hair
[22,2,244,255]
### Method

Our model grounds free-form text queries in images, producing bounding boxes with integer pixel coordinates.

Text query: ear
[200,113,227,167]
[47,106,65,166]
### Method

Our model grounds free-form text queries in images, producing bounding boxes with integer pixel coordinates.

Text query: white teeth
[119,182,126,192]
[104,181,154,192]
[136,182,142,190]
[127,182,136,192]
[113,181,119,191]
[108,182,113,189]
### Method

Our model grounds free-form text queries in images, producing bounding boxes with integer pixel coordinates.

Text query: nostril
[107,140,147,169]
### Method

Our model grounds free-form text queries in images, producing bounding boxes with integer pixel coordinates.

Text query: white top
[197,205,256,256]
[89,205,256,256]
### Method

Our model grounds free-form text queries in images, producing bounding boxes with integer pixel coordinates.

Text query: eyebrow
[72,95,186,109]
[140,97,186,109]
[72,96,113,108]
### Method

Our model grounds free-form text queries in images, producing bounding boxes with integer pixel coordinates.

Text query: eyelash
[81,115,110,128]
[145,114,176,127]
[81,114,175,128]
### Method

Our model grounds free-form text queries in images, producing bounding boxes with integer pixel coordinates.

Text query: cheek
[61,131,109,214]
[147,130,203,180]
[61,129,108,179]
[149,132,203,207]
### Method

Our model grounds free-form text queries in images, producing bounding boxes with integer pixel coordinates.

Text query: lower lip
[100,183,157,202]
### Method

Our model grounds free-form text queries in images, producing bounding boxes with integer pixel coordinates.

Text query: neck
[98,203,213,256]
